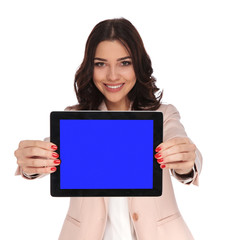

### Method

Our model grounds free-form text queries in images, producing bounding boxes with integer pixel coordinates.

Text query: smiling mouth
[104,83,124,89]
[103,83,125,92]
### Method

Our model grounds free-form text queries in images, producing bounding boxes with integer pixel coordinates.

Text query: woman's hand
[155,137,196,175]
[14,140,60,175]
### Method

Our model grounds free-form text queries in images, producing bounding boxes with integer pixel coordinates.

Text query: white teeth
[106,84,124,89]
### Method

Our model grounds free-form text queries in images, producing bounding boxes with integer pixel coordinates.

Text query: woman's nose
[107,66,120,81]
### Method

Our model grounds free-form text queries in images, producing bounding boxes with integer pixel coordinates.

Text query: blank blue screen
[60,120,153,189]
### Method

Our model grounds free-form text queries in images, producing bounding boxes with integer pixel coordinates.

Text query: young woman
[15,18,202,240]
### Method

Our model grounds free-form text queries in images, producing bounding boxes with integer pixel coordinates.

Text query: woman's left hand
[155,137,196,175]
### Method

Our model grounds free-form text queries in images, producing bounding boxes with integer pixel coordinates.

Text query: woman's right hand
[14,140,60,175]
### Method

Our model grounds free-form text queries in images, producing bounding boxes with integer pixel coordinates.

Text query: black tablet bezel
[50,111,163,197]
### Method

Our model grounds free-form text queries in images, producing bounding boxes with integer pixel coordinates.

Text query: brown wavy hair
[70,18,162,110]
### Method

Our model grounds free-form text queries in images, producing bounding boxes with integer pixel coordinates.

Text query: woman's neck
[104,99,130,111]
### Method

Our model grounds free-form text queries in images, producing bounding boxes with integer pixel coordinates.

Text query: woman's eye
[94,62,105,67]
[121,61,131,66]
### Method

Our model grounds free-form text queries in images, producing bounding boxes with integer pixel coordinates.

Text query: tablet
[50,111,163,197]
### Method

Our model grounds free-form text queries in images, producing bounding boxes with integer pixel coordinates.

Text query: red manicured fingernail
[51,167,56,171]
[157,158,164,163]
[52,152,59,158]
[51,145,58,150]
[155,147,161,152]
[54,160,61,164]
[161,164,166,169]
[154,153,161,158]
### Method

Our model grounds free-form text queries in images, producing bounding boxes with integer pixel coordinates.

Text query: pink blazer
[16,102,202,240]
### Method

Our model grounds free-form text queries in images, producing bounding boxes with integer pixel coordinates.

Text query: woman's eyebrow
[94,57,107,61]
[117,56,131,61]
[93,56,131,61]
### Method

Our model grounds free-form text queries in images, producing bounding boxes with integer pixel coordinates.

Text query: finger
[19,140,57,151]
[160,160,194,171]
[158,152,195,164]
[21,147,59,159]
[18,157,61,167]
[158,144,196,159]
[155,144,162,152]
[22,166,57,175]
[158,137,190,151]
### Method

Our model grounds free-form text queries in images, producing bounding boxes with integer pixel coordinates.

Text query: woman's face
[93,40,136,110]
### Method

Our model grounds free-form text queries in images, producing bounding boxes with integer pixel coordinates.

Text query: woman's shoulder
[156,103,179,114]
[64,104,80,111]
[64,101,104,111]
[155,103,182,123]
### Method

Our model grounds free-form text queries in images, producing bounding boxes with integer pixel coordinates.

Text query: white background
[1,0,240,239]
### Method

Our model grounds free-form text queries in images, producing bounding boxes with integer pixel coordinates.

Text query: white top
[103,197,137,240]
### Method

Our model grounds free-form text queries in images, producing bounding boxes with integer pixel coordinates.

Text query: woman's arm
[155,104,203,186]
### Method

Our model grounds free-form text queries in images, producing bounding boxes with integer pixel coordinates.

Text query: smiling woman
[14,18,202,240]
